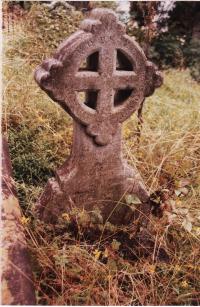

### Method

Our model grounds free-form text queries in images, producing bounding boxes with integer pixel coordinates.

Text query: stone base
[35,123,150,225]
[35,160,150,225]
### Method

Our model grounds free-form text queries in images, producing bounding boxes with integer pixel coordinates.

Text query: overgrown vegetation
[129,1,200,82]
[2,2,200,305]
[24,207,200,305]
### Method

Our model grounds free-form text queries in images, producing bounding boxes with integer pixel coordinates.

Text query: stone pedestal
[38,121,149,223]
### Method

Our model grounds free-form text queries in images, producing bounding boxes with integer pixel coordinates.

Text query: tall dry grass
[2,2,200,305]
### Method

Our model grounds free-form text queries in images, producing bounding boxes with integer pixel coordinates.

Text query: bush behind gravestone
[184,39,200,82]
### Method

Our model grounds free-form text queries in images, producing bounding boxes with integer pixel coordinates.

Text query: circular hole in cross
[79,51,99,72]
[77,91,98,110]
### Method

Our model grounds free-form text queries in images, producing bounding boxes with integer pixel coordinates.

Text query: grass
[2,2,200,305]
[24,217,200,305]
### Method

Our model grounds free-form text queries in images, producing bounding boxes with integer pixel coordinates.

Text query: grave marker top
[35,8,162,146]
[34,9,163,224]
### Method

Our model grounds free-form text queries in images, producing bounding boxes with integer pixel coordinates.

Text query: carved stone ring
[35,9,162,145]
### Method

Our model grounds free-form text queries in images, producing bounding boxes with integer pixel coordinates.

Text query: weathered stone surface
[1,137,36,305]
[34,9,163,224]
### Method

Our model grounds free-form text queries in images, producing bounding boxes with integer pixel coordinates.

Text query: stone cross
[34,9,163,224]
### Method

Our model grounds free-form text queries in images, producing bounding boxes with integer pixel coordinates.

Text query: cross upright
[35,8,163,224]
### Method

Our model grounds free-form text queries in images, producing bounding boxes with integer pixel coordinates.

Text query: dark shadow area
[116,50,133,71]
[77,90,98,110]
[79,51,99,72]
[114,89,133,106]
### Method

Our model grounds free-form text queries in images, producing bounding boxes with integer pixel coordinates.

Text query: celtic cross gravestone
[34,8,162,224]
